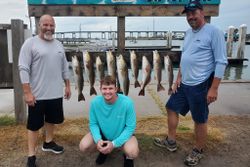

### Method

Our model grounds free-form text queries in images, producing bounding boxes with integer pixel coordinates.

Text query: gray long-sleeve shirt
[18,35,69,100]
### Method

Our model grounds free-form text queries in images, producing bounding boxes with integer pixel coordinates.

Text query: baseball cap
[182,0,203,14]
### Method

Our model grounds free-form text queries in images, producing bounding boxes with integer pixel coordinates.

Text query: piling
[237,24,247,59]
[166,31,172,49]
[11,19,26,124]
[112,32,116,51]
[0,24,13,88]
[226,26,235,57]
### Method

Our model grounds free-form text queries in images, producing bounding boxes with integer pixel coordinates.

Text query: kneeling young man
[79,75,139,167]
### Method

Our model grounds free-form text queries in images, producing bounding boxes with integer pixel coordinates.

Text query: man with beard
[154,0,228,166]
[18,14,71,167]
[79,75,139,167]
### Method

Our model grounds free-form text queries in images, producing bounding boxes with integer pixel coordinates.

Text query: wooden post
[237,24,247,59]
[117,16,125,55]
[235,66,243,80]
[35,17,39,35]
[0,26,13,88]
[166,31,172,49]
[112,32,116,51]
[11,19,26,124]
[226,26,235,57]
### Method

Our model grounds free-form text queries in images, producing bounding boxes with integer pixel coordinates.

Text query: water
[126,39,250,81]
[223,44,250,81]
[69,40,250,82]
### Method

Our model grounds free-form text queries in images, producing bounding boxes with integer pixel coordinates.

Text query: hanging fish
[71,55,85,101]
[83,51,97,96]
[130,50,140,88]
[138,56,151,96]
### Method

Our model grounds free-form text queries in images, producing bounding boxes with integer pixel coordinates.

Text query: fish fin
[138,89,145,96]
[90,87,97,96]
[134,80,141,88]
[157,84,165,92]
[75,68,79,75]
[168,88,173,95]
[125,79,130,95]
[78,93,85,101]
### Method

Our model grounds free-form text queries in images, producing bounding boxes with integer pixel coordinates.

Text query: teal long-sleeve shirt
[89,94,136,148]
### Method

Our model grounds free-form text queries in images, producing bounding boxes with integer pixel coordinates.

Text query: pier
[55,30,185,44]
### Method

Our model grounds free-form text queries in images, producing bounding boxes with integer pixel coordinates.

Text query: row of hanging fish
[71,50,174,101]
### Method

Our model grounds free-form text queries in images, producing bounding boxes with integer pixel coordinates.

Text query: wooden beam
[35,17,39,35]
[0,29,13,88]
[28,5,219,17]
[117,16,125,55]
[11,19,26,124]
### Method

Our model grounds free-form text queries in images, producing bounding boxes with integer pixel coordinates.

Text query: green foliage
[0,115,15,126]
[177,125,191,132]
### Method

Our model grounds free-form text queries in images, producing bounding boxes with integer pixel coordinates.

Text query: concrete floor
[1,82,250,118]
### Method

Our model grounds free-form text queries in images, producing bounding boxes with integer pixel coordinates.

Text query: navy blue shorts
[27,98,64,131]
[166,74,213,123]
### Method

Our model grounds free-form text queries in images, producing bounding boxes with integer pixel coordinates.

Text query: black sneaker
[27,155,36,167]
[123,154,134,167]
[95,152,107,165]
[42,141,64,154]
[153,136,177,152]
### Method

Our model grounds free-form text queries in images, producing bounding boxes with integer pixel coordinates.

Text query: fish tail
[168,88,173,95]
[157,84,165,92]
[90,87,97,96]
[134,80,141,88]
[78,93,85,101]
[138,88,145,96]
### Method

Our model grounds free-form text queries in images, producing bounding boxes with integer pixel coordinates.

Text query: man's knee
[79,139,94,153]
[79,141,89,153]
[124,146,139,159]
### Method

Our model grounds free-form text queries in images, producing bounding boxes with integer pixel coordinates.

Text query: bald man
[18,14,71,167]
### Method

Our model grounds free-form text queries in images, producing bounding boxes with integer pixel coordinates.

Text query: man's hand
[24,92,36,106]
[207,87,218,104]
[171,68,182,94]
[172,80,181,94]
[207,77,221,104]
[97,140,114,154]
[22,83,36,106]
[64,86,71,100]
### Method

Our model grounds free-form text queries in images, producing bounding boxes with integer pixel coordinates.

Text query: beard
[43,31,54,41]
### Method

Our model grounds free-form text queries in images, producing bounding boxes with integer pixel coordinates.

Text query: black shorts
[27,98,64,131]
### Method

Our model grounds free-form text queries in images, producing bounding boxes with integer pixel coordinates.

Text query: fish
[153,50,165,92]
[106,50,121,92]
[164,55,174,95]
[138,56,151,96]
[71,55,85,101]
[116,54,130,95]
[130,50,140,88]
[83,51,97,96]
[106,50,116,79]
[96,56,105,81]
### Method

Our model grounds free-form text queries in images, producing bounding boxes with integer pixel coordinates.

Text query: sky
[0,0,250,33]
